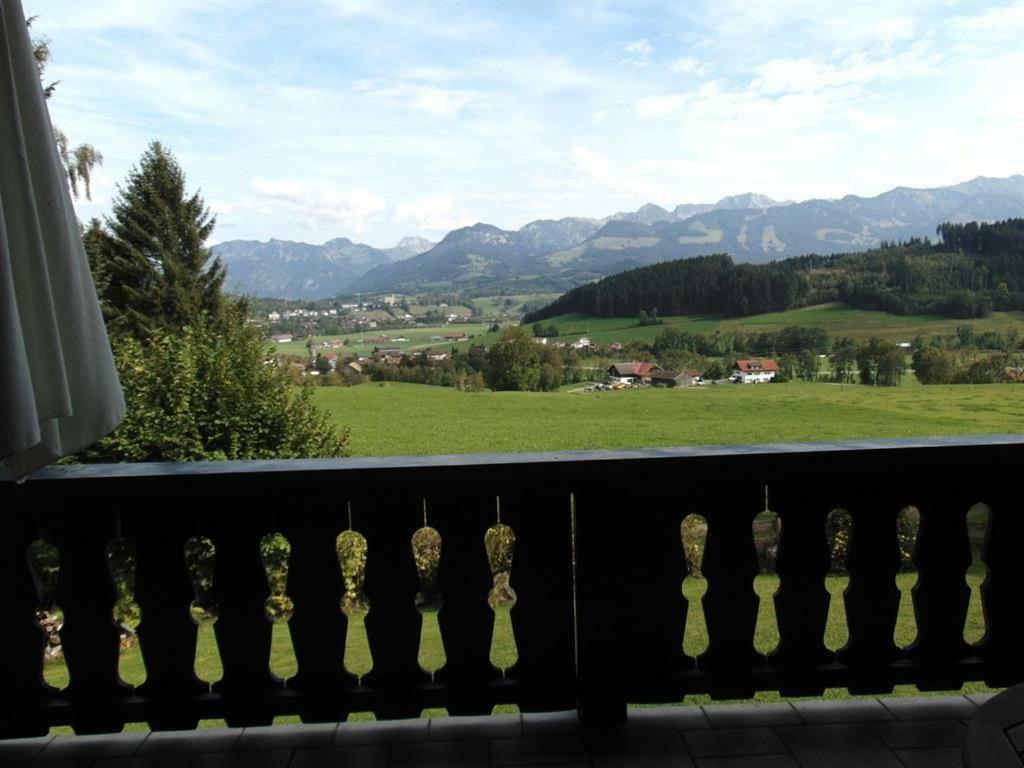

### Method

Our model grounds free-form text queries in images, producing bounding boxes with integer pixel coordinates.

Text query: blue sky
[25,0,1024,248]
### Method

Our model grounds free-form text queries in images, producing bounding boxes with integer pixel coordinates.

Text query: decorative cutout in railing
[0,436,1021,736]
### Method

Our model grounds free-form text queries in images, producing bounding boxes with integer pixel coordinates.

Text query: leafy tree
[28,17,103,199]
[797,349,821,381]
[537,344,564,391]
[912,347,956,384]
[97,142,226,338]
[703,360,726,380]
[486,326,540,391]
[777,354,798,382]
[829,338,857,383]
[76,306,349,461]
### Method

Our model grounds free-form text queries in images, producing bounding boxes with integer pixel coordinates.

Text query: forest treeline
[525,219,1024,323]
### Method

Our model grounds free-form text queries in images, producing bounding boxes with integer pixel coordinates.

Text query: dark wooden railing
[2,435,1022,738]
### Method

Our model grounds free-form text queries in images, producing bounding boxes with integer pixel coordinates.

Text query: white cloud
[352,78,483,117]
[569,146,673,202]
[394,195,474,232]
[635,93,688,118]
[669,56,705,76]
[621,38,654,64]
[251,178,386,233]
[753,45,939,95]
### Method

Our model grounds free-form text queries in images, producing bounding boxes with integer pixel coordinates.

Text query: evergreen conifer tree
[102,141,225,337]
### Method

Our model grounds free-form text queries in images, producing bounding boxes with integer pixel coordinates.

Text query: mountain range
[213,175,1024,299]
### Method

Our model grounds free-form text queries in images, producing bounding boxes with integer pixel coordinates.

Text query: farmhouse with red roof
[732,359,779,383]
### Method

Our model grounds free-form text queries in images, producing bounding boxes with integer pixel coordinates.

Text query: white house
[732,359,779,383]
[571,336,593,350]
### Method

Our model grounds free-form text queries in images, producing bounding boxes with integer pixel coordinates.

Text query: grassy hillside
[270,322,492,357]
[313,381,1024,457]
[515,303,1024,346]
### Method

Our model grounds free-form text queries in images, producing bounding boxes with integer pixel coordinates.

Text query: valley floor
[312,381,1024,457]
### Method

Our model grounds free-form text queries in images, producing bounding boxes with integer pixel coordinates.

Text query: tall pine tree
[100,141,225,337]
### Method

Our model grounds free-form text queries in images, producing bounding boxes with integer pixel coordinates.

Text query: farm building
[270,333,293,343]
[444,332,467,341]
[607,362,664,385]
[732,359,779,383]
[648,370,699,388]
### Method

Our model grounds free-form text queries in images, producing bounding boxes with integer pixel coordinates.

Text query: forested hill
[524,219,1024,323]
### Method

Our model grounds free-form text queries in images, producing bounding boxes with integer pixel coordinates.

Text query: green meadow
[313,380,1024,457]
[270,322,492,357]
[477,303,1024,348]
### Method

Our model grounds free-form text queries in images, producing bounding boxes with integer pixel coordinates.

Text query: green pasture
[269,323,492,357]
[313,381,1024,457]
[473,293,561,319]
[508,303,1024,348]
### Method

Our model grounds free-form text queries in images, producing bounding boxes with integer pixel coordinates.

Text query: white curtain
[0,0,124,479]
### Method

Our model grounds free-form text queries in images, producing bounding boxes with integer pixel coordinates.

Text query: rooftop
[0,695,987,767]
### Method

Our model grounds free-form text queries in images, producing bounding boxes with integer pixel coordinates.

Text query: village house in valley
[732,359,779,383]
[608,361,663,385]
[649,368,703,388]
[607,362,703,388]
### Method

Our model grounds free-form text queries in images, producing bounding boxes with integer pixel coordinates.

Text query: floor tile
[1007,721,1024,752]
[137,729,242,755]
[628,707,710,731]
[776,724,904,768]
[791,699,894,724]
[701,703,800,728]
[0,734,54,761]
[869,719,964,749]
[290,744,390,768]
[191,750,293,768]
[695,756,800,768]
[428,714,522,741]
[521,712,582,737]
[491,735,589,766]
[94,756,197,768]
[235,723,337,751]
[389,739,489,768]
[41,732,149,759]
[967,692,998,706]
[894,746,963,768]
[589,729,694,768]
[334,718,429,746]
[880,696,977,721]
[683,728,787,758]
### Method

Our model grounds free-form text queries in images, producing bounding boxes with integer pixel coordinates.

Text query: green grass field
[42,571,992,733]
[473,293,561,320]
[315,381,1024,457]
[270,322,492,357]
[495,303,1024,348]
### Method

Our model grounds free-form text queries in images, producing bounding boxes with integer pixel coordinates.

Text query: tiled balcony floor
[0,694,995,767]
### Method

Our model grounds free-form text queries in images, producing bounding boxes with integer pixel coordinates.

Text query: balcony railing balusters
[840,480,903,693]
[906,484,972,690]
[977,486,1022,688]
[45,506,125,733]
[208,506,278,726]
[501,488,576,712]
[125,506,204,730]
[699,474,763,700]
[279,505,353,723]
[0,512,51,738]
[360,493,426,719]
[2,437,1022,736]
[770,475,832,696]
[433,490,502,715]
